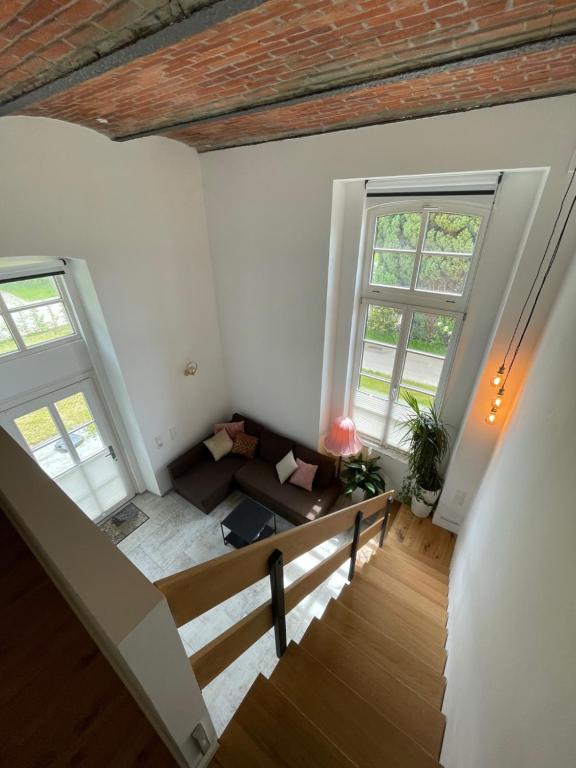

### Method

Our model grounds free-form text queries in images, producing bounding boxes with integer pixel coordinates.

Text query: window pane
[361,343,395,383]
[0,316,17,356]
[408,312,455,356]
[365,305,402,345]
[398,387,435,409]
[401,350,444,394]
[11,302,74,348]
[71,423,105,461]
[370,251,414,288]
[55,392,94,431]
[1,276,60,309]
[15,407,59,449]
[423,212,481,255]
[374,213,421,250]
[358,375,391,398]
[416,253,470,295]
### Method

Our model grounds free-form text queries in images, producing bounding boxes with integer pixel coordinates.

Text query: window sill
[361,438,409,465]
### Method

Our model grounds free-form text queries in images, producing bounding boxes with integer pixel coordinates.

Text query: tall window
[351,200,488,449]
[0,275,77,359]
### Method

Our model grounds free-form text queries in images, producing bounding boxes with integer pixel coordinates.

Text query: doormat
[98,503,149,546]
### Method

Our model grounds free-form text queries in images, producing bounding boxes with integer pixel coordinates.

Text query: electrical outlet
[154,435,164,449]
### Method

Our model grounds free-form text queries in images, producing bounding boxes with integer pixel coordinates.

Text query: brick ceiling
[1,0,576,152]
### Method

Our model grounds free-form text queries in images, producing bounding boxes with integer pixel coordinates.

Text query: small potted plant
[341,455,386,502]
[400,392,449,518]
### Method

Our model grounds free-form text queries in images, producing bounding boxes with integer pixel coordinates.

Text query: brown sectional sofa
[167,412,342,526]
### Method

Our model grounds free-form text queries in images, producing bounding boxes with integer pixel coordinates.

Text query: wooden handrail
[155,491,394,627]
[190,509,392,688]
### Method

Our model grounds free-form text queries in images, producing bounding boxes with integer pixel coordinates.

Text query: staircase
[211,513,451,767]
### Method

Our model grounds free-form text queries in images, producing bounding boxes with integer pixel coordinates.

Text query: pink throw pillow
[214,420,245,440]
[289,458,318,492]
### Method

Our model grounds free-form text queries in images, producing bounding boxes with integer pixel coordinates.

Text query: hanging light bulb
[490,364,506,387]
[492,388,505,408]
[485,408,497,425]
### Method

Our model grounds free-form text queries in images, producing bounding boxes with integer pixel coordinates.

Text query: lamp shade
[324,416,362,458]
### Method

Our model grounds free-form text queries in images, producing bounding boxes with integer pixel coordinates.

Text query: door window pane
[0,316,17,356]
[11,302,74,348]
[416,253,470,295]
[423,213,481,255]
[14,407,74,478]
[1,276,60,309]
[401,351,444,394]
[408,313,455,356]
[370,251,414,288]
[374,213,421,250]
[364,305,403,345]
[71,423,105,461]
[55,392,93,431]
[55,392,105,462]
[15,407,59,449]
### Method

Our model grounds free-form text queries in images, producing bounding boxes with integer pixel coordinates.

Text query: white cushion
[203,429,233,461]
[276,450,298,484]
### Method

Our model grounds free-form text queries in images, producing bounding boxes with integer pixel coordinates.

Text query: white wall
[0,117,229,494]
[201,96,576,522]
[442,252,576,768]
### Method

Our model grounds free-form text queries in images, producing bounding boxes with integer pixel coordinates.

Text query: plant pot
[349,488,365,504]
[411,488,440,518]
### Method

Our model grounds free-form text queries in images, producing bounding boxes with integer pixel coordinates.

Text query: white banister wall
[442,253,576,767]
[0,428,217,768]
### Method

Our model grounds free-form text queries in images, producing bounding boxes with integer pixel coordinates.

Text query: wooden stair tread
[371,550,449,606]
[384,540,450,580]
[217,674,355,767]
[270,642,440,768]
[361,563,448,627]
[300,618,446,758]
[322,599,445,707]
[339,583,447,673]
[350,574,448,645]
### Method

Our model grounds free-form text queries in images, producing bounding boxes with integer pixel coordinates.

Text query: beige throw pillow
[276,450,298,484]
[204,429,233,461]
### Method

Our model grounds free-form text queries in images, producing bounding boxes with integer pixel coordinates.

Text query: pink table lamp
[325,416,362,475]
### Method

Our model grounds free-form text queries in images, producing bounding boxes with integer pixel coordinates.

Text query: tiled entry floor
[119,490,351,735]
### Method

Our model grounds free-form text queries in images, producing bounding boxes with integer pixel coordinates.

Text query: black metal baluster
[348,511,363,582]
[379,496,393,548]
[269,549,286,658]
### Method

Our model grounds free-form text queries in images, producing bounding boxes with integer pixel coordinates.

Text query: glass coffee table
[221,498,277,549]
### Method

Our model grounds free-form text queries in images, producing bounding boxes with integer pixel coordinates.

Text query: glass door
[2,378,134,522]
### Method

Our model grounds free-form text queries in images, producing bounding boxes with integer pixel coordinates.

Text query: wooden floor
[212,504,455,767]
[0,506,178,768]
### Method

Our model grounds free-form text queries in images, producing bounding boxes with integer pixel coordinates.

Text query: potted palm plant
[400,392,449,518]
[341,455,386,502]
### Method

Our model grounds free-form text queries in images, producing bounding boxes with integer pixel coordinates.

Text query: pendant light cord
[503,187,576,387]
[503,169,576,365]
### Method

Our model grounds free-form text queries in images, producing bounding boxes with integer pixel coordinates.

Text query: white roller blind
[366,171,502,197]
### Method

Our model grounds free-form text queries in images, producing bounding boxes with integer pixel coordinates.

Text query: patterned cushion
[289,458,318,492]
[231,432,259,459]
[214,420,245,440]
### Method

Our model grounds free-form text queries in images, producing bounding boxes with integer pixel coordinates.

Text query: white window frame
[351,196,492,450]
[0,274,79,363]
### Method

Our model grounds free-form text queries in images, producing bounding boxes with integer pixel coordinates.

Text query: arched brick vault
[1,0,576,151]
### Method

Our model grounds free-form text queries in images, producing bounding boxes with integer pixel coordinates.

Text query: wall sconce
[184,361,198,377]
